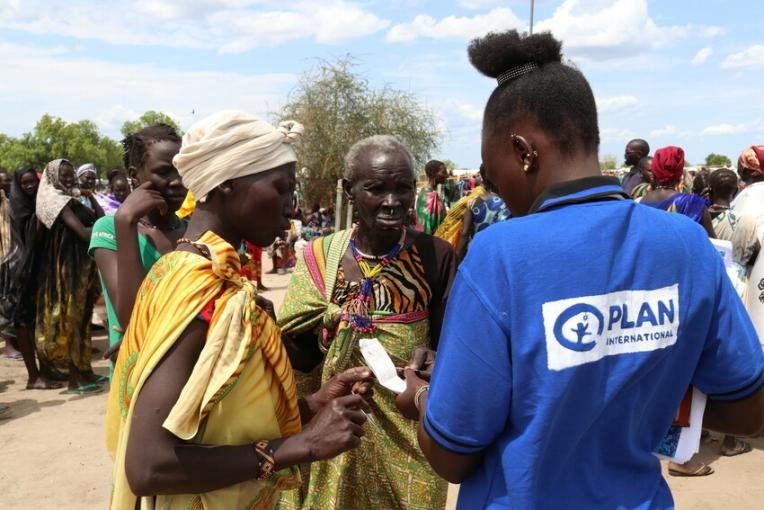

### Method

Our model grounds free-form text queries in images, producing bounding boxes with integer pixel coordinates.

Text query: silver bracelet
[414,384,430,413]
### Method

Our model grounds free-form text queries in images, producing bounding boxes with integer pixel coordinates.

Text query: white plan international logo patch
[542,285,680,371]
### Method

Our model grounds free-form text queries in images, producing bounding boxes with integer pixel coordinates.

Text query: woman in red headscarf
[643,146,716,237]
[643,146,717,477]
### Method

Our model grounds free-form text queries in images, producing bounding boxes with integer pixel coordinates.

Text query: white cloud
[94,105,141,131]
[596,95,638,112]
[535,0,690,60]
[0,41,296,138]
[0,0,388,52]
[391,0,711,61]
[600,127,634,144]
[649,125,690,139]
[213,2,390,52]
[447,100,483,123]
[702,26,724,38]
[721,45,764,70]
[458,0,506,9]
[650,125,679,137]
[691,47,713,65]
[700,121,764,136]
[386,8,523,43]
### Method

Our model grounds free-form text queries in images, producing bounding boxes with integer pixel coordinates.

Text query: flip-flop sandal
[26,379,65,390]
[93,375,109,384]
[668,463,714,477]
[4,352,24,361]
[0,404,12,420]
[63,383,104,395]
[721,440,752,457]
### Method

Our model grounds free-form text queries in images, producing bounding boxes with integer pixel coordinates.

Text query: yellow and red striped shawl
[106,231,300,510]
[434,185,485,251]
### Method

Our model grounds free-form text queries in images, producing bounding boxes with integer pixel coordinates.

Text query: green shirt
[88,215,162,348]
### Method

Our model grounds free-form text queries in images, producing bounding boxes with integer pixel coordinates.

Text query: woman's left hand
[395,368,429,421]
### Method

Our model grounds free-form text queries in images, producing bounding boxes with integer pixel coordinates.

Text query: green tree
[120,110,183,137]
[0,114,122,175]
[279,57,441,206]
[705,153,731,167]
[442,159,458,171]
[599,154,617,171]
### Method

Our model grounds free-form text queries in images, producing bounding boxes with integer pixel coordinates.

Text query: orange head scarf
[738,145,764,176]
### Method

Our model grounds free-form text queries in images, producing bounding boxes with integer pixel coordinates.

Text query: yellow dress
[106,231,301,509]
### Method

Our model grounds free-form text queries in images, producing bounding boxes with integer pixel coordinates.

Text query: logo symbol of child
[553,303,604,352]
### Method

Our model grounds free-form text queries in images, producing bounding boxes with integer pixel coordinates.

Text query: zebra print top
[332,230,456,316]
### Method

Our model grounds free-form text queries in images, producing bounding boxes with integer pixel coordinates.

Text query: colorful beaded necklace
[346,224,407,332]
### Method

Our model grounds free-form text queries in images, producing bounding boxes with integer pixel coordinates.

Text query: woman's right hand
[299,393,369,460]
[116,182,168,224]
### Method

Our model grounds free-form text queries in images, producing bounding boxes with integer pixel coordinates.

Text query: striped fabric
[106,230,301,510]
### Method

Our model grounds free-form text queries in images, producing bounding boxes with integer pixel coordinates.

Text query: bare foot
[720,436,752,457]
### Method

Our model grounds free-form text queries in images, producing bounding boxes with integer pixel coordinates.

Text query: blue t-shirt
[425,177,764,510]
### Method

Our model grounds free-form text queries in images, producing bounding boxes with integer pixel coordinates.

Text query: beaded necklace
[346,224,407,332]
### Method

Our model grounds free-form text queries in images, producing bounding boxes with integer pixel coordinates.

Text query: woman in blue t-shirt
[395,29,764,510]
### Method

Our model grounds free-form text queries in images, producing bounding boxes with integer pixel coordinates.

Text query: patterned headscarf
[738,145,764,176]
[651,146,685,185]
[35,159,76,228]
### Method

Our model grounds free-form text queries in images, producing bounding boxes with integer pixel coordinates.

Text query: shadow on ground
[0,397,67,424]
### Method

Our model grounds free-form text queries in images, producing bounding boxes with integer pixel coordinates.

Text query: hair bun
[468,30,562,79]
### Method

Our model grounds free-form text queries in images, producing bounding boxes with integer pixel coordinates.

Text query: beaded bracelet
[253,440,275,480]
[414,384,430,414]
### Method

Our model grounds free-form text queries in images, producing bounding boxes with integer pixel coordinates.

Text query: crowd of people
[1,28,764,510]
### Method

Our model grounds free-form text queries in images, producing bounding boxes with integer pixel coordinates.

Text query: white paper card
[710,238,734,269]
[359,338,407,394]
[671,387,708,463]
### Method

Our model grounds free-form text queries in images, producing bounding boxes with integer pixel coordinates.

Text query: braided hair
[121,124,182,171]
[468,30,599,157]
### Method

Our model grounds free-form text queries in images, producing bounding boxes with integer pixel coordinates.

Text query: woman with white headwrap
[106,111,373,510]
[35,159,103,393]
[76,163,107,216]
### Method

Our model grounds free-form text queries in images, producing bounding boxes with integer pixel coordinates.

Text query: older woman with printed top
[277,135,456,510]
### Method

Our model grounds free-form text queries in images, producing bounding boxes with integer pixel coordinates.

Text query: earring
[523,150,538,173]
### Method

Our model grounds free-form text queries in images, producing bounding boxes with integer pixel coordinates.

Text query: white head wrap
[173,110,303,202]
[77,163,97,178]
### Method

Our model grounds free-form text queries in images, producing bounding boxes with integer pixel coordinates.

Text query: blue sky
[1,0,762,168]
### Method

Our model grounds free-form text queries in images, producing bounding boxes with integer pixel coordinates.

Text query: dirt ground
[1,263,762,509]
